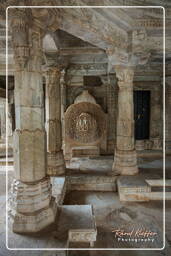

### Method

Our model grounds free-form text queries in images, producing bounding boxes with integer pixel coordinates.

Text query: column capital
[115,66,134,82]
[106,46,150,72]
[115,66,134,90]
[45,66,61,84]
[107,48,130,72]
[46,66,61,73]
[10,8,30,69]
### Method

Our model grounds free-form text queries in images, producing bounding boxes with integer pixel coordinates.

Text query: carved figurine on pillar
[45,67,66,176]
[112,66,139,175]
[9,9,56,233]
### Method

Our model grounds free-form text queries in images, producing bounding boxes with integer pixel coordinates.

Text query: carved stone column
[9,10,56,233]
[0,97,13,140]
[8,89,14,137]
[60,69,67,150]
[104,75,117,154]
[150,87,163,149]
[45,67,65,176]
[112,66,138,175]
[0,97,6,140]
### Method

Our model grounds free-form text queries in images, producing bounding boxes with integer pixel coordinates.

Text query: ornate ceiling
[0,0,170,76]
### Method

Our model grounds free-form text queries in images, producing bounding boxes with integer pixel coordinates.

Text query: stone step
[137,149,163,157]
[117,176,171,202]
[72,146,100,158]
[146,179,171,187]
[117,176,151,202]
[0,157,13,165]
[67,175,117,192]
[0,144,13,158]
[149,191,171,200]
[0,165,14,171]
[55,205,97,250]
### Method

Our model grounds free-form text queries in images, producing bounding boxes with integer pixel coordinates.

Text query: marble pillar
[8,90,14,136]
[0,97,6,140]
[9,11,56,233]
[105,75,117,153]
[60,69,67,150]
[150,87,163,149]
[45,67,65,176]
[112,66,138,175]
[0,100,13,139]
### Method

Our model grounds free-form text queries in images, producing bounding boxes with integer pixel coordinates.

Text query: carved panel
[64,91,107,160]
[65,101,106,145]
[75,112,98,143]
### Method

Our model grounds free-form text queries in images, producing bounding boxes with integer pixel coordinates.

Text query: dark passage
[134,90,150,140]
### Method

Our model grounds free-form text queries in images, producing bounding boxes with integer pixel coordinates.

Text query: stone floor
[0,154,171,255]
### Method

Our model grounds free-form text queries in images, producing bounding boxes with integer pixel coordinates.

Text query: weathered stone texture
[9,11,56,233]
[112,66,138,175]
[64,91,107,160]
[45,67,65,176]
[13,129,46,182]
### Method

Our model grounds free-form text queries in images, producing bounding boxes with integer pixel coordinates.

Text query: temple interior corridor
[0,0,171,255]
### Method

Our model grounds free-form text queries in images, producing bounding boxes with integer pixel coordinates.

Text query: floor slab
[0,155,170,255]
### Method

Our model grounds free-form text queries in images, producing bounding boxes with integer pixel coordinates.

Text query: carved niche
[64,90,107,160]
[75,112,98,143]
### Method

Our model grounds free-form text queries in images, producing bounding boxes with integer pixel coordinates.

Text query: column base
[9,177,57,233]
[112,149,139,176]
[47,150,65,176]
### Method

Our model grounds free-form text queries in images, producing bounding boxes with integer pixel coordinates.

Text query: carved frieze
[68,229,97,242]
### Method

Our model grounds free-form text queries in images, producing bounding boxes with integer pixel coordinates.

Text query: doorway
[134,90,150,140]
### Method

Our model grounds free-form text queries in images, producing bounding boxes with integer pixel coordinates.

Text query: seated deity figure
[75,112,98,143]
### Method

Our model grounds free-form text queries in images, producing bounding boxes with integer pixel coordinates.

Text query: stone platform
[117,176,171,202]
[72,146,100,158]
[117,176,151,202]
[56,205,97,249]
[68,175,117,192]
